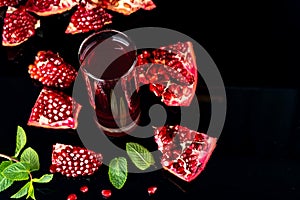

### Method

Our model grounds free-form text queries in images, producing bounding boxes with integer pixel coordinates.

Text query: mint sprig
[0,126,53,199]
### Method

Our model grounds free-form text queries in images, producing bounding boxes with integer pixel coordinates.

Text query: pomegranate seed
[147,186,157,195]
[101,189,112,198]
[80,185,88,193]
[67,193,77,200]
[49,165,56,173]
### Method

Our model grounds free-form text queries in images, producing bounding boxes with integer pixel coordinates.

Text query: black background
[0,0,300,199]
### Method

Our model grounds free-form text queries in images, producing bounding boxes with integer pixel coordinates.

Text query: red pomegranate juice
[80,34,140,137]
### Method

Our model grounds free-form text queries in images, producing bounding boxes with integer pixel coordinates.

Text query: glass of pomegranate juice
[78,29,140,137]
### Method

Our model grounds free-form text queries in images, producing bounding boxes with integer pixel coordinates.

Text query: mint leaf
[108,157,127,189]
[0,161,12,172]
[126,142,155,170]
[32,174,53,183]
[20,147,40,172]
[0,174,14,192]
[10,182,30,198]
[15,126,27,157]
[27,182,36,200]
[2,162,29,181]
[0,161,14,191]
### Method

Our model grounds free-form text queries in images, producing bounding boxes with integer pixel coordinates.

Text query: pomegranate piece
[50,143,103,177]
[25,0,78,16]
[28,50,77,89]
[65,2,112,34]
[67,193,77,200]
[80,185,89,193]
[101,189,112,198]
[27,88,81,129]
[2,7,40,46]
[99,0,156,15]
[154,125,217,182]
[147,186,157,195]
[0,0,19,7]
[137,41,198,106]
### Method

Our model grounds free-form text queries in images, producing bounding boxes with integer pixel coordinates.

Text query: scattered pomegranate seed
[101,189,112,198]
[147,186,157,195]
[80,185,89,193]
[67,193,77,200]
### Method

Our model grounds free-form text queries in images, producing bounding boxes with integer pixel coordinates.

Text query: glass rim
[78,29,137,82]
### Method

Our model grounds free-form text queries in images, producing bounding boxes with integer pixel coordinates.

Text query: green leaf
[0,174,14,192]
[0,161,14,191]
[15,126,27,157]
[10,182,30,199]
[108,157,127,189]
[32,174,53,183]
[126,142,155,170]
[2,162,29,181]
[119,97,127,127]
[27,182,35,200]
[0,161,12,172]
[20,147,40,172]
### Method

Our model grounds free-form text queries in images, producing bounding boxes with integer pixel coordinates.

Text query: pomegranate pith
[98,0,156,15]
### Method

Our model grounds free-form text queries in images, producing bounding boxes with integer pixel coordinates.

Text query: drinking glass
[78,29,140,137]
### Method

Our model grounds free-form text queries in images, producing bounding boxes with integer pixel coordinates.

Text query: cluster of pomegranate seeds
[2,7,40,46]
[99,0,156,15]
[25,0,78,16]
[65,2,112,34]
[50,143,103,177]
[27,88,81,129]
[0,0,19,7]
[67,193,77,200]
[101,189,112,199]
[28,50,77,89]
[137,41,198,106]
[154,125,217,182]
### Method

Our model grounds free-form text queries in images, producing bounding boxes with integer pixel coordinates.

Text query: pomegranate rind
[65,3,113,34]
[137,41,198,106]
[2,7,40,47]
[99,0,156,15]
[27,88,82,129]
[25,0,78,16]
[154,125,217,182]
